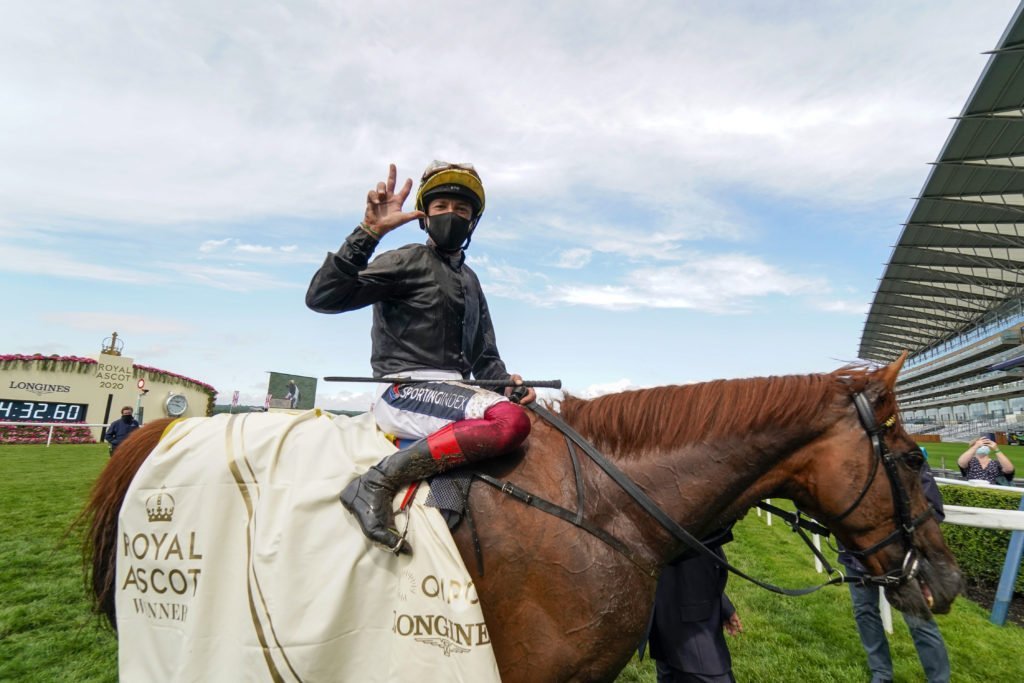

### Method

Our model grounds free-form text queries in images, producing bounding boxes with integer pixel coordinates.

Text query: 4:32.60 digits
[0,399,88,422]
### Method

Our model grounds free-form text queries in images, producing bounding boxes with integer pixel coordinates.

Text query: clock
[165,394,189,417]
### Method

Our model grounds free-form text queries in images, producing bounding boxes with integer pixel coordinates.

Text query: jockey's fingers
[386,163,398,193]
[367,189,380,207]
[395,177,413,203]
[378,210,425,231]
[397,210,424,223]
[508,386,529,404]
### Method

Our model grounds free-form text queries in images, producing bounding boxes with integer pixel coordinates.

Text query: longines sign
[7,380,72,397]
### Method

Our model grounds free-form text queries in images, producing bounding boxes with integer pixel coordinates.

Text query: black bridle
[470,391,932,593]
[825,392,935,588]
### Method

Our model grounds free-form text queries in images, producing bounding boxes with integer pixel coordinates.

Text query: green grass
[619,502,1024,682]
[0,444,117,682]
[2,444,1022,682]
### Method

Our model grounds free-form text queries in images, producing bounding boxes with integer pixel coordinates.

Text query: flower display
[0,354,98,373]
[0,422,96,444]
[131,363,215,393]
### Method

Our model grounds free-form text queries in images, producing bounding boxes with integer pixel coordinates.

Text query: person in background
[839,447,950,683]
[958,436,1015,484]
[640,526,742,682]
[285,380,300,409]
[104,406,140,456]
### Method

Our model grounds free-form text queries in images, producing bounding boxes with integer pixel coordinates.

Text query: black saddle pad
[425,470,474,530]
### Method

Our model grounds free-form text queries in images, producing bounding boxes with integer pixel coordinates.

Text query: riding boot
[339,439,449,554]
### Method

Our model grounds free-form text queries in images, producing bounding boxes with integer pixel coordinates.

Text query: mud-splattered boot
[339,439,448,554]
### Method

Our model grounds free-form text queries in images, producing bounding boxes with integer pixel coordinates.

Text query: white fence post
[880,591,893,634]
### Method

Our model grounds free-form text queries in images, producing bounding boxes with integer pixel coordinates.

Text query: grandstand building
[859,4,1024,442]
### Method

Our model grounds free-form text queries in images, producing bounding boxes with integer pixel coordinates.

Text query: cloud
[199,238,231,253]
[578,378,641,398]
[316,390,375,412]
[173,264,295,291]
[814,299,870,315]
[510,205,748,265]
[0,1,1013,230]
[200,238,305,255]
[483,252,824,311]
[235,242,275,254]
[556,248,592,269]
[0,244,165,284]
[0,236,311,295]
[38,312,195,335]
[469,254,553,304]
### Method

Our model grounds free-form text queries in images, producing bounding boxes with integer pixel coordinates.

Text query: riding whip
[324,376,562,389]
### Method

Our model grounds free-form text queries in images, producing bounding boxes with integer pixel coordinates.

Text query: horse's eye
[904,449,925,469]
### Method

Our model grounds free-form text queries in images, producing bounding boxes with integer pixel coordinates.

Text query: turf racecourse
[2,445,1022,682]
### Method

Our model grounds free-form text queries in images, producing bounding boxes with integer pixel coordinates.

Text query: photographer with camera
[958,435,1015,485]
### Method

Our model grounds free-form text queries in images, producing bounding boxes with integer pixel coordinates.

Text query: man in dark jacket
[838,453,950,683]
[640,526,742,682]
[306,162,534,554]
[104,406,140,456]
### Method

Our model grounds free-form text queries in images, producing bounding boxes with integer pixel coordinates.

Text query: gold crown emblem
[146,490,175,523]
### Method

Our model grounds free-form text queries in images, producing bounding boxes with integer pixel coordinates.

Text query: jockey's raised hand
[363,163,425,236]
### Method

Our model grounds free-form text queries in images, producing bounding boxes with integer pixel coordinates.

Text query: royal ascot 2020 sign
[0,353,215,443]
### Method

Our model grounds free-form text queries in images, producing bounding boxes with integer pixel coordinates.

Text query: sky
[2,0,1022,410]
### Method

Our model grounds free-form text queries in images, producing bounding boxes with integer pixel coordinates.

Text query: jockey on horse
[306,161,536,554]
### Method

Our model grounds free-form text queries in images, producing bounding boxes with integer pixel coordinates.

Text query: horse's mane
[79,418,175,628]
[558,364,890,455]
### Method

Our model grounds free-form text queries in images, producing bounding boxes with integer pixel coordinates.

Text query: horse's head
[789,353,963,618]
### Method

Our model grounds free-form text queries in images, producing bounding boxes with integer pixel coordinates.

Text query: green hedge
[939,484,1024,593]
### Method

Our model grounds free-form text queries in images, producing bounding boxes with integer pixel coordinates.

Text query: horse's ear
[876,351,908,390]
[864,351,907,403]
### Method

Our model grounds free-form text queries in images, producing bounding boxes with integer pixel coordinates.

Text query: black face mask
[426,213,472,252]
[121,414,133,423]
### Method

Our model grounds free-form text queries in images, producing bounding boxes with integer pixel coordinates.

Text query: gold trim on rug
[226,414,302,682]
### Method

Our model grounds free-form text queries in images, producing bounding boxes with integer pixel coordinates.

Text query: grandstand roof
[859,4,1024,362]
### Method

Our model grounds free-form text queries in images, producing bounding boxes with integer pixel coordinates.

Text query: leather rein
[469,393,929,593]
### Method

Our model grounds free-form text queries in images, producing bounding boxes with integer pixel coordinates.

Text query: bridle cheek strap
[839,392,930,586]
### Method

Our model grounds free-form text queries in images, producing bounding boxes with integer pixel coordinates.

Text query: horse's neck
[612,429,811,563]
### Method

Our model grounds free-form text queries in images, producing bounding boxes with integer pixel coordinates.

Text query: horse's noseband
[831,392,934,588]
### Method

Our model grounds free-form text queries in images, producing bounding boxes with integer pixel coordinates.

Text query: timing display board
[0,399,89,422]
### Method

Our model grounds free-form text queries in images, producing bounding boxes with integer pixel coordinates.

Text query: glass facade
[904,299,1024,370]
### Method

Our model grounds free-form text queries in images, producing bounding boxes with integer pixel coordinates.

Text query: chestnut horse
[83,356,962,682]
